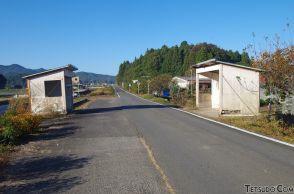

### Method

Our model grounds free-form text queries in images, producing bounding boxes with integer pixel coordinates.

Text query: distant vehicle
[162,89,170,99]
[153,91,159,97]
[153,89,170,99]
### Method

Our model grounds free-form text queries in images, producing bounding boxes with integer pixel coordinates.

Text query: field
[0,89,27,105]
[0,88,26,96]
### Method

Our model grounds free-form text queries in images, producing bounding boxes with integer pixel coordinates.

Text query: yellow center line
[139,137,176,194]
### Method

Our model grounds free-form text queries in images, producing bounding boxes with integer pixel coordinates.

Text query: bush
[0,110,42,144]
[170,82,188,106]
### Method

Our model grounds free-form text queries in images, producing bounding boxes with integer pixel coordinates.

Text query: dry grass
[90,86,115,96]
[8,97,30,114]
[217,115,294,144]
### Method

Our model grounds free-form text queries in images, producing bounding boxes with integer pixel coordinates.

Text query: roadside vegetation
[0,98,42,144]
[89,86,115,96]
[140,94,171,105]
[217,114,294,144]
[0,97,42,165]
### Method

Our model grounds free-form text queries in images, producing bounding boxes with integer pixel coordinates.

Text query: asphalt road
[114,87,294,194]
[1,96,169,194]
[1,87,294,194]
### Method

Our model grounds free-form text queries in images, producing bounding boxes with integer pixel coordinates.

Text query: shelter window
[44,80,62,97]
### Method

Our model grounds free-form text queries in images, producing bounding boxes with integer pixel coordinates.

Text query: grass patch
[217,115,294,144]
[90,86,115,96]
[74,96,87,103]
[141,94,172,105]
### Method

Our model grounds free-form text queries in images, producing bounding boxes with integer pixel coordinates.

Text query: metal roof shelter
[192,59,262,115]
[23,64,78,79]
[23,64,78,114]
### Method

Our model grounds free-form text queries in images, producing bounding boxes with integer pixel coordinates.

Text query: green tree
[116,42,249,86]
[239,51,251,66]
[150,74,172,93]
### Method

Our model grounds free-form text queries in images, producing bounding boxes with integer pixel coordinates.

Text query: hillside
[75,72,115,84]
[0,64,45,87]
[0,64,115,88]
[116,42,251,84]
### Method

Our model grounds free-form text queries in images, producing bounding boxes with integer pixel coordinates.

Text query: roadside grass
[74,96,87,103]
[141,94,172,105]
[215,114,294,144]
[90,86,115,96]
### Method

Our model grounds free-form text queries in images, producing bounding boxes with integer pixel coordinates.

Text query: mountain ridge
[0,64,115,87]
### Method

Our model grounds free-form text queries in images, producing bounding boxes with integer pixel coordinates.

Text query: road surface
[1,86,294,194]
[114,87,294,194]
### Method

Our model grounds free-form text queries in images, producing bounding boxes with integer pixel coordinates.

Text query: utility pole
[141,75,151,95]
[190,68,193,96]
[147,80,151,95]
[137,82,140,94]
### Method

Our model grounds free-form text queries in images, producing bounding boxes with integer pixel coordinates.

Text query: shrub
[170,83,188,106]
[0,111,42,144]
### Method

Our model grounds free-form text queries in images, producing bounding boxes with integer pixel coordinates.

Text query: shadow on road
[20,124,79,145]
[0,155,91,193]
[74,104,179,114]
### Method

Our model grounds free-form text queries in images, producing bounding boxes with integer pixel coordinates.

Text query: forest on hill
[116,42,250,84]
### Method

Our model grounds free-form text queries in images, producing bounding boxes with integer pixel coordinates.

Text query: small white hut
[23,64,78,114]
[193,59,262,115]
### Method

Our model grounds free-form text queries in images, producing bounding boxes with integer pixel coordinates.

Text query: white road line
[119,87,294,148]
[113,86,120,98]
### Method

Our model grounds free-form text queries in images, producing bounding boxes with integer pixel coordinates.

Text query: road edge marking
[139,137,176,194]
[112,85,120,98]
[119,87,294,148]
